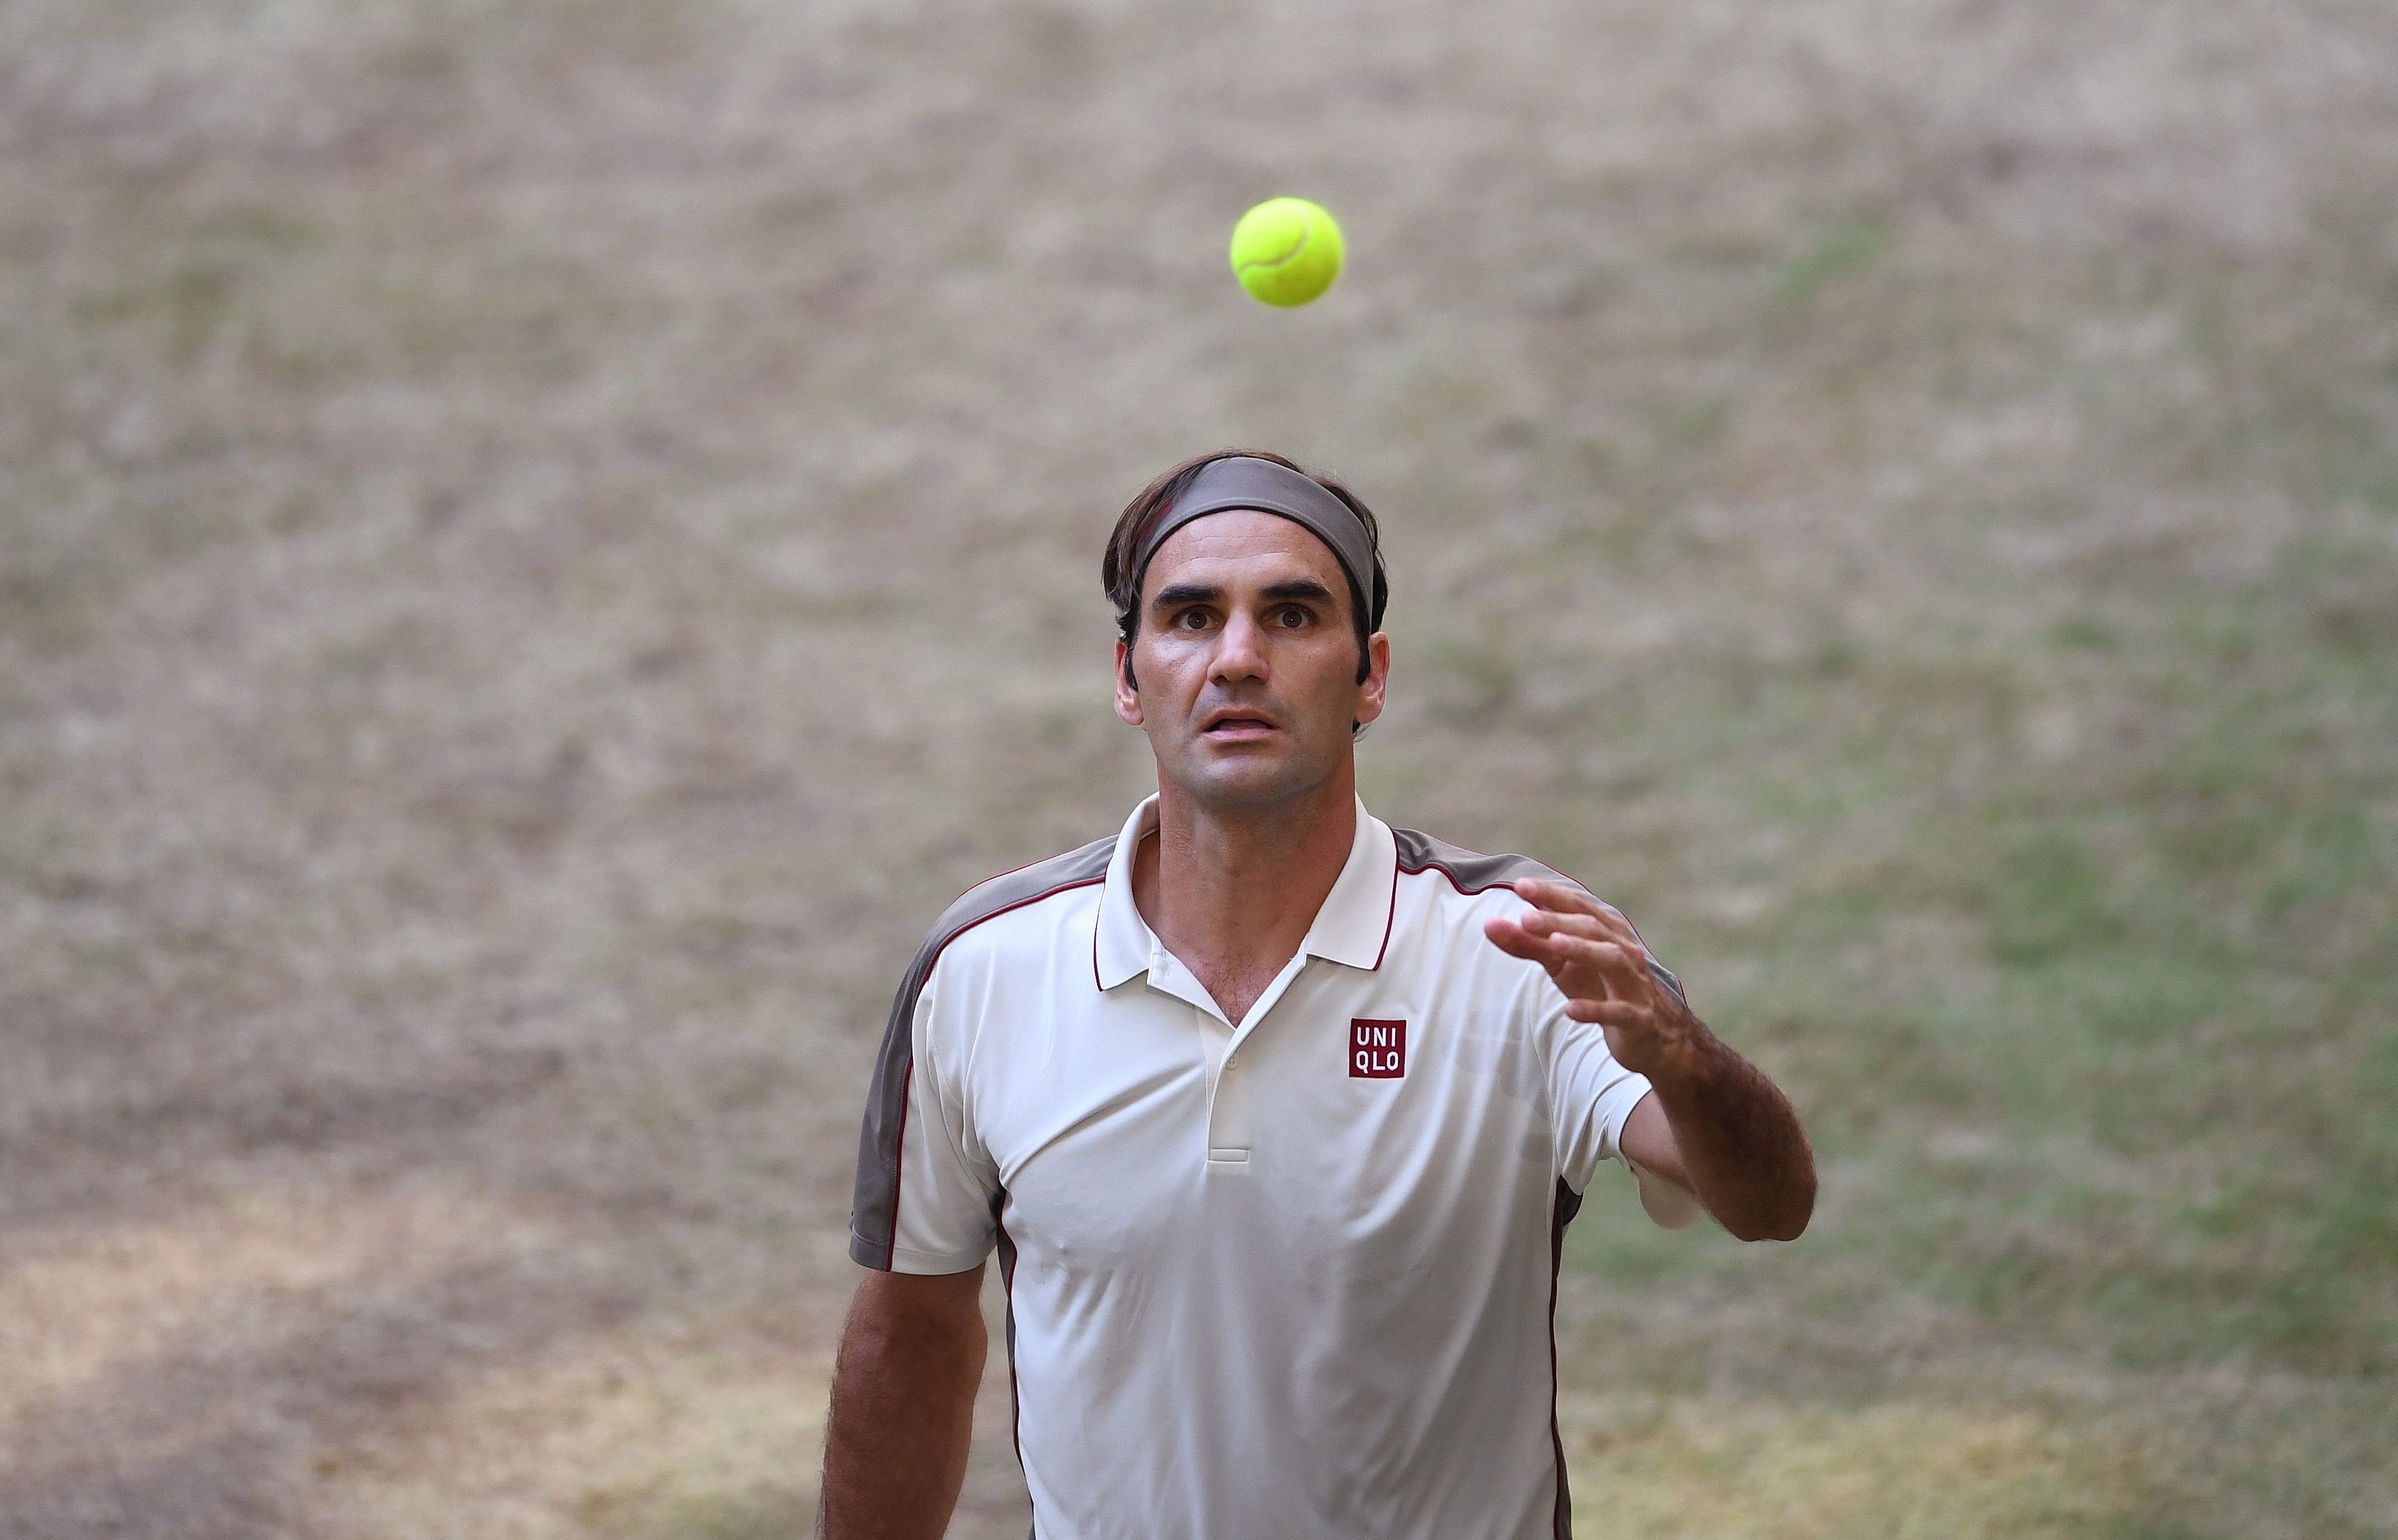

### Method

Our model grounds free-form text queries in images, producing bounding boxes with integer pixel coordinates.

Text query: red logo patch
[1350,1018,1406,1079]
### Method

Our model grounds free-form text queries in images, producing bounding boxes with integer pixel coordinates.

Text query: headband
[1132,456,1378,620]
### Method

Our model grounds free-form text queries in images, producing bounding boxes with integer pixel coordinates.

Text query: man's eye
[1175,610,1212,630]
[1275,606,1310,628]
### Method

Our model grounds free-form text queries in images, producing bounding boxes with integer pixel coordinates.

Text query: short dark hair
[1102,448,1390,688]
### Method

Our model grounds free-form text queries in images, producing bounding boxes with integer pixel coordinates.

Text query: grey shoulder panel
[1392,826,1574,894]
[1391,827,1686,1005]
[848,835,1116,1270]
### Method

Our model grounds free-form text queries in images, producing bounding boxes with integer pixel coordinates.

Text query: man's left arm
[1486,878,1815,1243]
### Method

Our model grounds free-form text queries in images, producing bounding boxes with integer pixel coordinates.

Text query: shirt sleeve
[849,963,1001,1273]
[1543,953,1704,1230]
[1545,988,1655,1194]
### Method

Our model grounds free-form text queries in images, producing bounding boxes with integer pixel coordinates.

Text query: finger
[1529,895,1639,948]
[1514,880,1643,949]
[1483,915,1569,969]
[1563,997,1645,1028]
[1511,878,1607,922]
[1584,902,1640,948]
[1543,931,1650,995]
[1520,907,1644,954]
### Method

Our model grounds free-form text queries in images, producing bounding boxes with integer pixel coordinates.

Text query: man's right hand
[820,1264,989,1539]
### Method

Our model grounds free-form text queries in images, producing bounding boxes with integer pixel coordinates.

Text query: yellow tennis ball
[1229,197,1344,308]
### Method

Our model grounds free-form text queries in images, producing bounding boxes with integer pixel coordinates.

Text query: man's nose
[1210,610,1270,683]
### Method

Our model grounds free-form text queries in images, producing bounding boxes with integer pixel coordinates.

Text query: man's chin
[1166,748,1333,809]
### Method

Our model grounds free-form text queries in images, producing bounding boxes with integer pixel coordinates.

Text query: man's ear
[1114,637,1144,726]
[1353,631,1391,726]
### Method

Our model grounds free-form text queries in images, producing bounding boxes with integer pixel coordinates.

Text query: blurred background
[2,0,2394,1535]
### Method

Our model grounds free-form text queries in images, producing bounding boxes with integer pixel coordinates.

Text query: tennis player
[823,450,1815,1539]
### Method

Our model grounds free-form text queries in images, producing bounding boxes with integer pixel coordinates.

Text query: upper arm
[849,1260,989,1340]
[1617,1091,1680,1183]
[1618,1090,1704,1230]
[826,1263,988,1532]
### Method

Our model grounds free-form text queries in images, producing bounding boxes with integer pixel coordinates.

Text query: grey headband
[1133,456,1378,619]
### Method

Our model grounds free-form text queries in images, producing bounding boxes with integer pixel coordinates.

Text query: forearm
[820,1269,988,1540]
[1645,1023,1815,1243]
[1482,877,1815,1241]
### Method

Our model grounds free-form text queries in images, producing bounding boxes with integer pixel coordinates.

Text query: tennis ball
[1229,198,1344,308]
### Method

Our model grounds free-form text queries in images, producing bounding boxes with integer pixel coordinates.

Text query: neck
[1132,763,1359,1007]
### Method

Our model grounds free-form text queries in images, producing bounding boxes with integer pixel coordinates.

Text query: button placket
[1202,1006,1252,1166]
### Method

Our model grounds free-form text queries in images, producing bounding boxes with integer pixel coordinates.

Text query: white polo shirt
[848,794,1699,1540]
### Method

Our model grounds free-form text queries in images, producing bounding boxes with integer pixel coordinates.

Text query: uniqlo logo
[1350,1019,1406,1079]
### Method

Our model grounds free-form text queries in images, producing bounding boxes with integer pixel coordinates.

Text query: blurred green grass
[1536,225,2398,1531]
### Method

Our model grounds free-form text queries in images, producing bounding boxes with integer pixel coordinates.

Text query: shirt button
[1226,1054,1239,1072]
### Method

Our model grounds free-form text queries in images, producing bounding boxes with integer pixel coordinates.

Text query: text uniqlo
[1350,1018,1406,1079]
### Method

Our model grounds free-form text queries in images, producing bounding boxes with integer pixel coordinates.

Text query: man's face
[1114,509,1390,809]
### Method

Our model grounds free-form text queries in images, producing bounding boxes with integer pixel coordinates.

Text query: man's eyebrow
[1147,577,1338,610]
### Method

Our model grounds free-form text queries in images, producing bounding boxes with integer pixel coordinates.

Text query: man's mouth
[1202,711,1279,738]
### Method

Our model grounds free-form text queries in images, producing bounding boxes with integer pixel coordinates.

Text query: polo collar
[1093,793,1400,990]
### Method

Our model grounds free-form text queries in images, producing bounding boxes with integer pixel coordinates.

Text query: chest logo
[1350,1018,1407,1079]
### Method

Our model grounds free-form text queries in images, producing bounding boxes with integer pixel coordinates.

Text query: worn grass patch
[1565,1399,2140,1539]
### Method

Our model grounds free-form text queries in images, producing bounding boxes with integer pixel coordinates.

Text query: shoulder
[912,834,1113,976]
[1386,825,1579,975]
[1392,825,1580,900]
[1388,824,1686,1001]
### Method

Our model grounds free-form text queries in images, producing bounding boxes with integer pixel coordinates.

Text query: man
[823,451,1815,1539]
